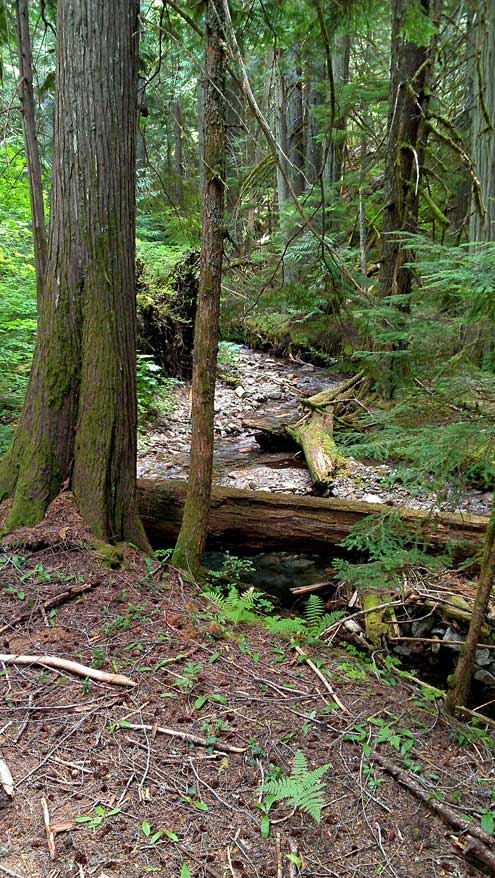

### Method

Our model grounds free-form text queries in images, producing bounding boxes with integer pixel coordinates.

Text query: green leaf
[142,820,151,837]
[180,865,191,878]
[193,801,208,811]
[165,830,179,841]
[194,696,207,710]
[260,814,271,838]
[481,812,494,835]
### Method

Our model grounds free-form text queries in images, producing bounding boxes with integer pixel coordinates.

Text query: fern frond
[262,750,330,823]
[304,595,326,629]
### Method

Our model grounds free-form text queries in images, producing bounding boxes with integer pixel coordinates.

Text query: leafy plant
[259,749,330,829]
[75,805,121,829]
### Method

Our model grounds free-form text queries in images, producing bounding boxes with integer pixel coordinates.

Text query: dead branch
[293,644,348,712]
[0,654,136,687]
[118,721,247,754]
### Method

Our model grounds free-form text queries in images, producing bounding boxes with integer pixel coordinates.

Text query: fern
[203,586,260,625]
[304,595,326,629]
[262,750,330,824]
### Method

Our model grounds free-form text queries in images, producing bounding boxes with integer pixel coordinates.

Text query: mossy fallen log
[286,411,347,488]
[137,478,488,556]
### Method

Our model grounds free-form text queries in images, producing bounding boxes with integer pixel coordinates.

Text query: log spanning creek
[137,345,494,705]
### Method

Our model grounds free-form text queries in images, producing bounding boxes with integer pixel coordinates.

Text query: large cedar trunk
[0,0,147,548]
[171,0,226,572]
[469,0,495,244]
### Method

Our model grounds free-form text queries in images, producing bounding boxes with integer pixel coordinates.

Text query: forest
[0,0,495,876]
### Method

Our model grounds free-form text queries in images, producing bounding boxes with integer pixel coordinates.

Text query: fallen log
[137,478,488,556]
[286,411,347,488]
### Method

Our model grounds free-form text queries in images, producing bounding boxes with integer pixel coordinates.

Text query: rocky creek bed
[138,345,493,516]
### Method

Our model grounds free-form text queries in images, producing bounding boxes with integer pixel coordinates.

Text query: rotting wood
[0,654,136,688]
[287,410,345,488]
[137,478,488,556]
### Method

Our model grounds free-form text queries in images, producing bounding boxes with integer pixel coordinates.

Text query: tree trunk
[138,479,488,556]
[445,501,495,712]
[171,0,226,573]
[469,0,495,244]
[0,0,148,549]
[324,33,350,192]
[274,48,290,213]
[173,99,184,208]
[378,0,442,397]
[305,60,324,184]
[286,61,305,196]
[15,0,47,305]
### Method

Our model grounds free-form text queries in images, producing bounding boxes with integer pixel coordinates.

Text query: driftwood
[137,478,488,556]
[0,654,136,687]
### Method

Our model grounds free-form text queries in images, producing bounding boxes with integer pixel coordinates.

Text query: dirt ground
[1,496,495,878]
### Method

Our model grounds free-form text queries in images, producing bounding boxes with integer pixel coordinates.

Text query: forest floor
[137,346,493,517]
[1,498,495,878]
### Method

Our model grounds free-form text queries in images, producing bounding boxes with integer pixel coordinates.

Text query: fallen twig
[41,797,56,860]
[371,750,495,872]
[0,654,136,687]
[117,721,247,754]
[0,582,98,636]
[292,645,348,712]
[0,864,27,878]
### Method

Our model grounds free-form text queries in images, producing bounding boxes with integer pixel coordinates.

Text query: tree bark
[0,0,148,549]
[171,0,226,573]
[445,501,495,712]
[173,99,184,207]
[15,0,47,305]
[469,0,495,243]
[138,478,488,556]
[378,0,442,397]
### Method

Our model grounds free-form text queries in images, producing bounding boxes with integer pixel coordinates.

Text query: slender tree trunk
[172,0,226,573]
[445,502,495,712]
[15,0,47,305]
[324,33,350,191]
[197,77,206,192]
[174,99,184,208]
[0,0,148,550]
[274,48,289,214]
[305,60,324,185]
[286,60,305,196]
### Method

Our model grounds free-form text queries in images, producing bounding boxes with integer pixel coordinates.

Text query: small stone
[411,618,435,638]
[361,493,383,504]
[300,363,315,372]
[475,648,491,667]
[474,668,495,686]
[235,385,246,398]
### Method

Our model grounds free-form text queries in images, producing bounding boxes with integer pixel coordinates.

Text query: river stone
[475,649,492,667]
[235,386,246,398]
[473,668,495,686]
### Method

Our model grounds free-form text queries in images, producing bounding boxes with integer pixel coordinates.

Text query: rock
[235,386,246,398]
[475,648,492,667]
[473,668,495,686]
[361,493,384,505]
[442,627,464,651]
[411,618,435,638]
[300,364,315,372]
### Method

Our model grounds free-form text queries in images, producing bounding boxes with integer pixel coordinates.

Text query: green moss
[92,540,124,569]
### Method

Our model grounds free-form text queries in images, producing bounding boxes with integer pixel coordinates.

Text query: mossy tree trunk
[15,0,47,305]
[378,0,442,397]
[0,0,149,550]
[445,501,495,713]
[171,0,226,574]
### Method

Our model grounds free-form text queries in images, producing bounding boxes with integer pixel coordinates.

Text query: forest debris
[287,410,346,488]
[0,757,14,797]
[41,796,56,859]
[0,654,136,688]
[371,750,495,872]
[0,581,98,636]
[292,645,348,712]
[117,721,247,754]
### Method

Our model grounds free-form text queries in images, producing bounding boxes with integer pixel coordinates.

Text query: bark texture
[469,0,495,243]
[378,0,442,396]
[15,0,47,304]
[172,0,226,573]
[0,0,147,548]
[138,479,488,556]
